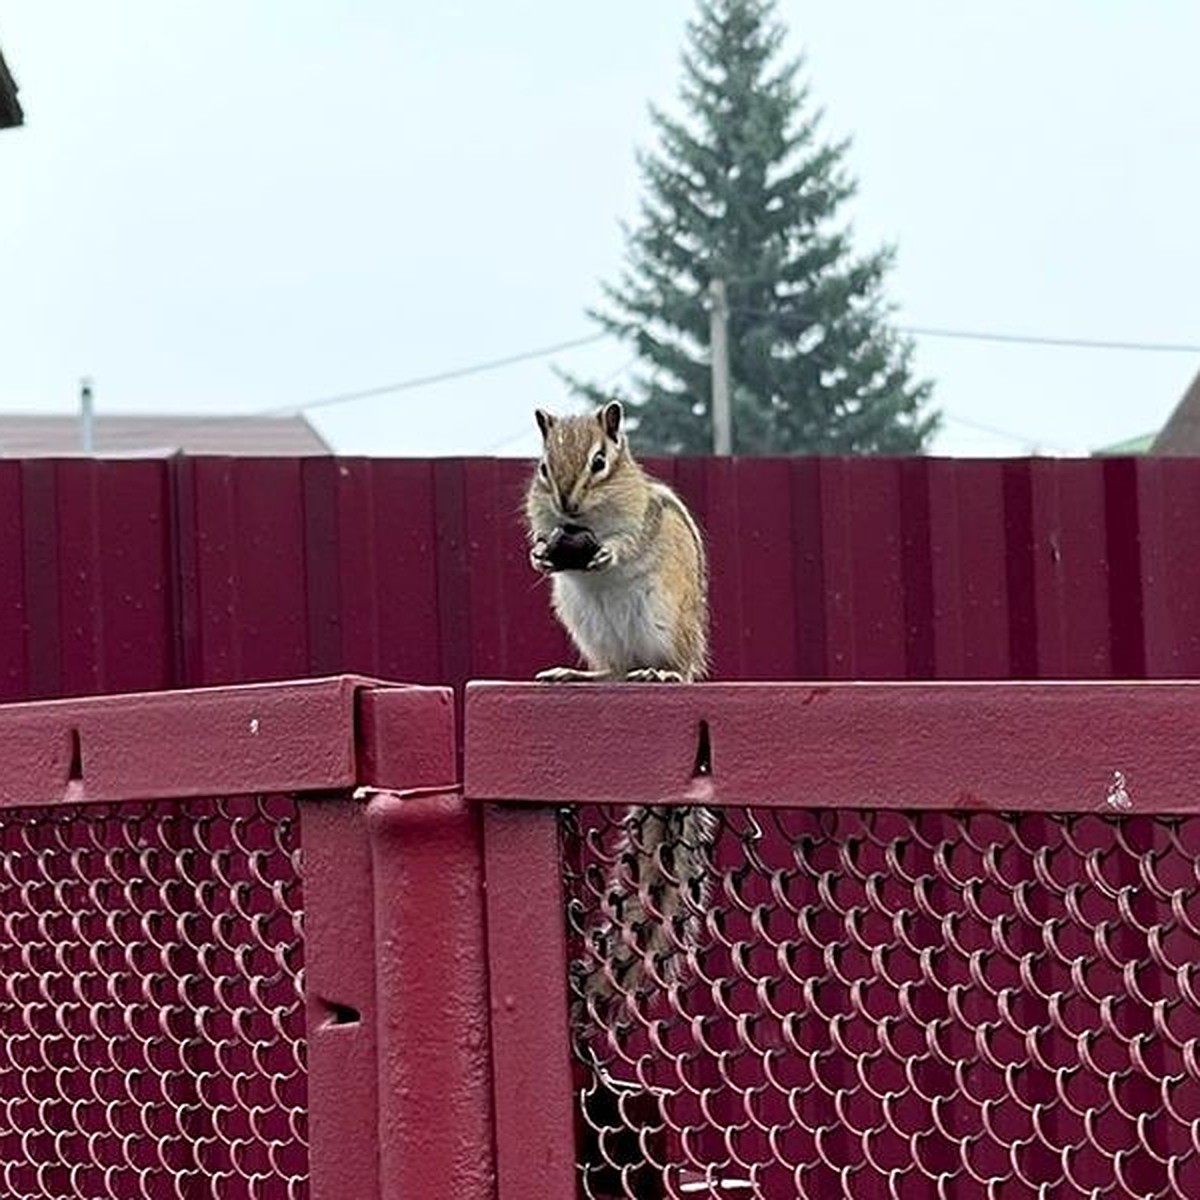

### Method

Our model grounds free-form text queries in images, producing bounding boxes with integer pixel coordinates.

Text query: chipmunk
[525,400,716,1023]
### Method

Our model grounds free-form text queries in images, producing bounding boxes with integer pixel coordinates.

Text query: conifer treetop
[564,0,939,455]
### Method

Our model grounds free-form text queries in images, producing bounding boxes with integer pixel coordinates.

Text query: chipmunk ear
[535,409,556,439]
[599,401,623,442]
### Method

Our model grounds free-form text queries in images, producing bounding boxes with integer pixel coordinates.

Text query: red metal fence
[466,681,1200,1199]
[0,677,488,1200]
[4,454,1200,705]
[4,451,1200,1197]
[4,674,1200,1198]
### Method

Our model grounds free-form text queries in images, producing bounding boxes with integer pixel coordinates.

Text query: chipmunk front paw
[529,540,555,574]
[625,667,685,683]
[585,544,616,571]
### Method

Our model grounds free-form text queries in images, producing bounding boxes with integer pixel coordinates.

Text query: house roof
[1093,432,1154,456]
[1151,367,1200,455]
[0,413,330,457]
[0,46,22,130]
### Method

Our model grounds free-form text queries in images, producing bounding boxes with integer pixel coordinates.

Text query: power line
[941,411,1073,454]
[898,325,1200,355]
[732,306,1200,354]
[264,319,1200,419]
[484,404,1062,459]
[481,354,641,454]
[261,332,608,416]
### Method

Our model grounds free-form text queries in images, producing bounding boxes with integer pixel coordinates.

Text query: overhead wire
[265,318,1200,418]
[729,305,1200,355]
[939,412,1073,454]
[480,353,642,454]
[897,326,1200,355]
[260,332,607,417]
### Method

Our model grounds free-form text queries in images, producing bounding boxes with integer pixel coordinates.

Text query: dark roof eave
[0,48,23,129]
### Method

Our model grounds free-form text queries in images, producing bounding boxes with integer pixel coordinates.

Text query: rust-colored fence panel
[0,459,175,704]
[1,454,1197,706]
[0,677,483,1200]
[5,451,1200,1197]
[5,669,1200,1196]
[467,681,1200,1199]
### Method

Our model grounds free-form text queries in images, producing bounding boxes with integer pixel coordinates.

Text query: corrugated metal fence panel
[0,463,27,699]
[0,459,175,703]
[1138,457,1200,676]
[175,457,312,686]
[1028,458,1112,680]
[0,454,1192,701]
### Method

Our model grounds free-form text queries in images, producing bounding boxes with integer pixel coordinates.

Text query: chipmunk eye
[590,452,606,474]
[538,461,549,480]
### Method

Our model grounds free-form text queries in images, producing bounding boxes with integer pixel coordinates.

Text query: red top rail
[0,675,456,806]
[464,679,1200,814]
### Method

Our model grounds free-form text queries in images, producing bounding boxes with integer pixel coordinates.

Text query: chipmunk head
[529,401,635,525]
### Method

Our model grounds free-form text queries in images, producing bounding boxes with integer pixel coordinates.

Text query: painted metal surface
[0,676,474,1200]
[481,803,577,1200]
[300,795,381,1200]
[0,676,364,808]
[298,680,479,1200]
[5,451,1200,1197]
[1,458,175,702]
[0,676,457,808]
[464,680,1200,814]
[355,684,457,792]
[368,792,495,1200]
[4,454,1199,708]
[466,683,1200,1198]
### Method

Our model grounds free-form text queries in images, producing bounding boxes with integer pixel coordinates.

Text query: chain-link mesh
[564,805,1200,1199]
[0,794,307,1200]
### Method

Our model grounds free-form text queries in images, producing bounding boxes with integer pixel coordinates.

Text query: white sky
[1,1,1197,458]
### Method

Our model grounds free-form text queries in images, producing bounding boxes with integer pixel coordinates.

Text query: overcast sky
[1,2,1197,458]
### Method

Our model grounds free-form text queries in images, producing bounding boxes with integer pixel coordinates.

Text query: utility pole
[79,377,95,453]
[709,278,732,455]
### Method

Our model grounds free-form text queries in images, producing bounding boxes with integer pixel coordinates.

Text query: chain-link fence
[564,804,1197,1198]
[0,794,307,1199]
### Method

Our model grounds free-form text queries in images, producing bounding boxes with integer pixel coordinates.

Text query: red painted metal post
[367,792,496,1200]
[344,682,494,1200]
[302,682,487,1200]
[482,803,577,1200]
[355,685,457,792]
[302,797,382,1200]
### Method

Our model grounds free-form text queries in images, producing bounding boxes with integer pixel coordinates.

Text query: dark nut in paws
[544,523,601,571]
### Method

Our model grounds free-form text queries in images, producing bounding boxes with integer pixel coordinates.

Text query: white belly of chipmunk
[553,567,675,674]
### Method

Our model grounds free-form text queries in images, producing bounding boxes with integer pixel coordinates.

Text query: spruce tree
[565,0,939,455]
